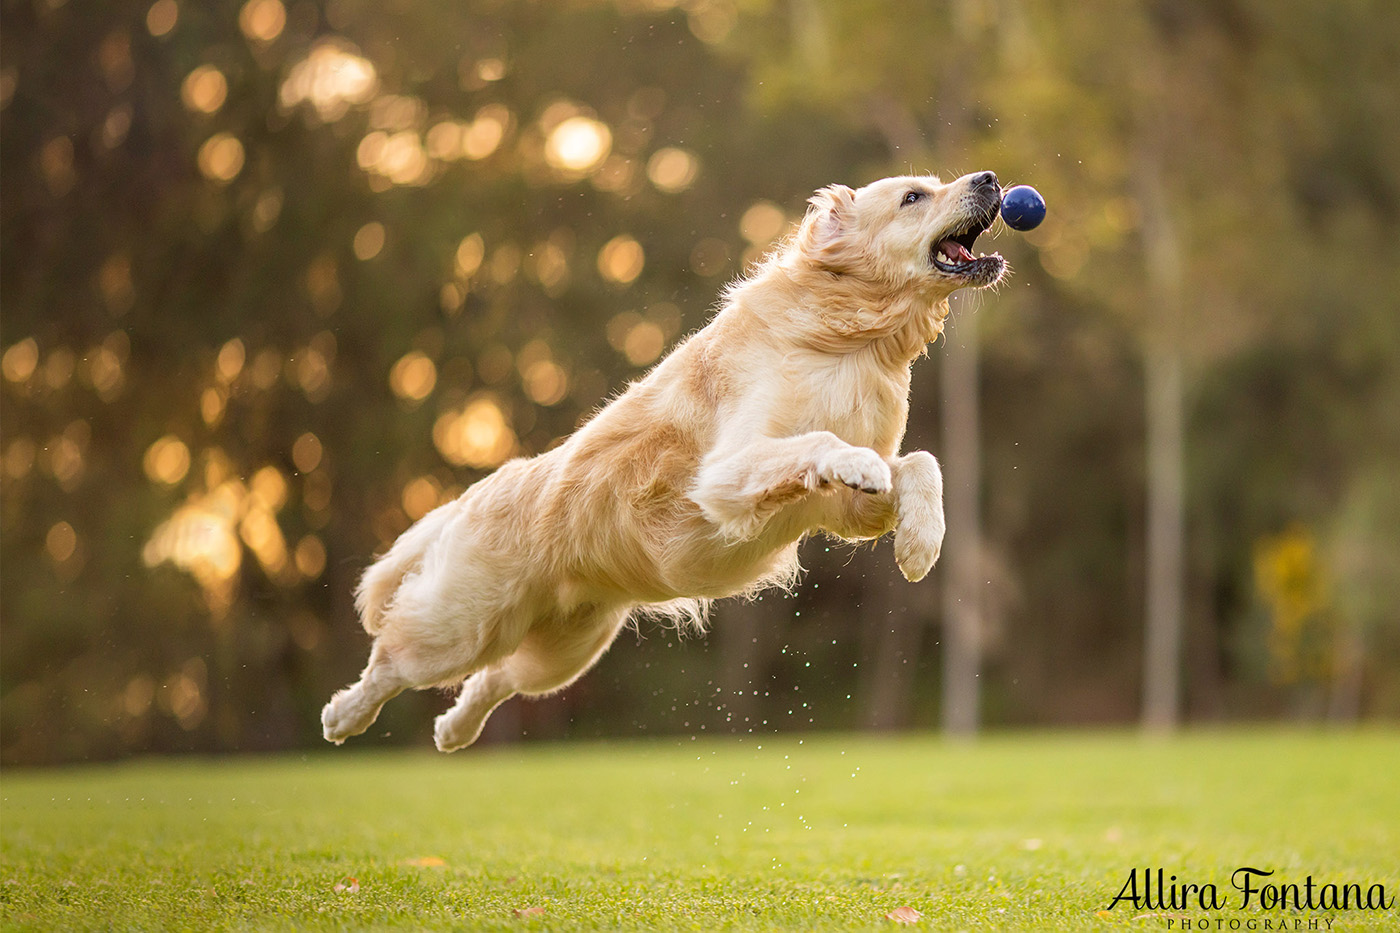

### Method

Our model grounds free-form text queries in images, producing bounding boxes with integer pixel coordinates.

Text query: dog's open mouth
[930,208,1005,284]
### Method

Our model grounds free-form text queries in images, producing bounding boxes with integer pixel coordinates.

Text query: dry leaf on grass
[332,876,359,894]
[403,856,447,868]
[885,905,922,924]
[513,906,546,918]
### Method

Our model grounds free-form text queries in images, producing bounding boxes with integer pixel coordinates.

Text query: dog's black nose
[970,171,999,191]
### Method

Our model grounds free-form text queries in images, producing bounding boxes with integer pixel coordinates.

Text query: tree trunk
[1142,342,1184,730]
[1139,154,1186,732]
[941,296,982,736]
[936,0,989,738]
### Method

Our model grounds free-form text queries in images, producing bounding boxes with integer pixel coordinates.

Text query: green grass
[3,729,1398,931]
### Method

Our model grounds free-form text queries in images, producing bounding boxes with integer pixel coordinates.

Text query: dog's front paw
[817,447,892,495]
[894,514,944,582]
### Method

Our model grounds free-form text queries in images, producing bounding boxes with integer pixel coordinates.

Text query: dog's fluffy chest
[774,350,911,455]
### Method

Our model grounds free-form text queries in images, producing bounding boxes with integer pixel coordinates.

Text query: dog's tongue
[939,239,975,263]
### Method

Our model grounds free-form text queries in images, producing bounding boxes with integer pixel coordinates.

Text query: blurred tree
[1136,14,1189,732]
[0,0,888,760]
[3,0,1398,765]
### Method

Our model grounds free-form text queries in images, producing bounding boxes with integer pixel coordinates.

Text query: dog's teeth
[936,251,949,264]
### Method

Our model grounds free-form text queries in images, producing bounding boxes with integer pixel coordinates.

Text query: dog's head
[796,172,1007,295]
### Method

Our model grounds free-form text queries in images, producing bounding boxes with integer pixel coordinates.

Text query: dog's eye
[902,190,924,206]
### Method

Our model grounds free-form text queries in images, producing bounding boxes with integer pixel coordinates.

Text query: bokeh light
[40,136,75,196]
[389,351,437,403]
[294,340,333,402]
[357,129,432,186]
[197,133,245,184]
[144,435,191,486]
[279,40,377,123]
[216,338,246,383]
[145,0,178,37]
[454,234,485,279]
[97,33,134,93]
[165,659,208,730]
[352,221,385,260]
[401,475,442,520]
[529,234,572,295]
[646,147,699,193]
[45,521,77,563]
[368,94,427,132]
[291,432,323,473]
[100,104,133,149]
[181,66,227,114]
[545,115,611,175]
[686,0,737,44]
[49,422,87,491]
[241,497,290,577]
[2,338,38,383]
[425,121,462,160]
[302,470,332,513]
[432,396,516,468]
[475,58,506,82]
[740,201,787,244]
[4,438,36,480]
[606,312,669,367]
[623,321,665,366]
[462,105,510,160]
[523,360,568,406]
[200,388,225,427]
[251,188,283,232]
[293,535,326,578]
[597,235,645,285]
[42,348,75,391]
[239,0,286,43]
[85,339,126,401]
[440,283,465,314]
[143,480,247,613]
[122,676,155,718]
[249,465,288,511]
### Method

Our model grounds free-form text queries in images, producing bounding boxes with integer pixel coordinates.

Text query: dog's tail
[354,501,456,635]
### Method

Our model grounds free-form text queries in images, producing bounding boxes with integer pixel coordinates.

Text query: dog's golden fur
[322,171,1008,751]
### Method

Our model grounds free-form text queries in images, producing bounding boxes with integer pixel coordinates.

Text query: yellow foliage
[1253,525,1333,684]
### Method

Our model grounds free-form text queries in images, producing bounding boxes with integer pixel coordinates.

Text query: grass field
[2,729,1397,931]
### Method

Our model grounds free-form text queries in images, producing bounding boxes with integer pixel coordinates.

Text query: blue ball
[1000,185,1046,231]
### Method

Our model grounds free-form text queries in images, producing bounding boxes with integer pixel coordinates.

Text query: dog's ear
[798,184,859,273]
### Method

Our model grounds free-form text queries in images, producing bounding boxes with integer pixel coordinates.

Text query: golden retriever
[322,170,1008,751]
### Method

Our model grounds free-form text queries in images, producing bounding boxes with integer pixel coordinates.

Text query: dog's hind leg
[431,664,517,753]
[433,606,630,753]
[321,643,408,744]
